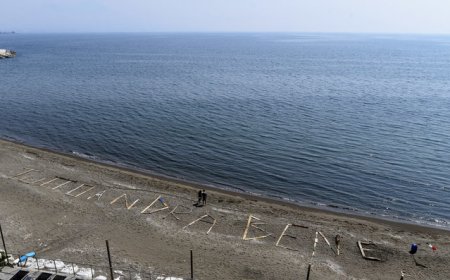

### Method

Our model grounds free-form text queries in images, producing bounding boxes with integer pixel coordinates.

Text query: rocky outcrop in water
[0,49,16,58]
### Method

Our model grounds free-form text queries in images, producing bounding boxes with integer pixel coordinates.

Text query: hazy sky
[2,0,450,33]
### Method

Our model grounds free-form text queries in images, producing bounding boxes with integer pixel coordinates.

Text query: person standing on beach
[202,189,207,205]
[197,190,203,205]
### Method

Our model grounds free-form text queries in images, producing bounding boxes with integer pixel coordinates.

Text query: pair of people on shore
[197,189,207,206]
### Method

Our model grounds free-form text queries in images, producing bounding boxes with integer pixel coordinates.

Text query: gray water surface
[1,33,450,228]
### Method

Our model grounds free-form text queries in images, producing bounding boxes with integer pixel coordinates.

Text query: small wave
[1,135,25,143]
[429,218,449,226]
[71,151,98,160]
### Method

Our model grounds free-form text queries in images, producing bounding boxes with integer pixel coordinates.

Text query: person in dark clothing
[197,190,203,205]
[202,189,207,205]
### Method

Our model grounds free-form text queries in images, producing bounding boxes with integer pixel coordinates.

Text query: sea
[1,33,450,229]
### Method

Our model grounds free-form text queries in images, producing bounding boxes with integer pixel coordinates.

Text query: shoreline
[1,137,448,234]
[1,137,450,279]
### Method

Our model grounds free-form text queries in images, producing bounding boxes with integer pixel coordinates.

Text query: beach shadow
[412,255,428,268]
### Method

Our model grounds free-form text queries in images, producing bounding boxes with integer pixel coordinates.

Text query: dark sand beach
[1,139,449,279]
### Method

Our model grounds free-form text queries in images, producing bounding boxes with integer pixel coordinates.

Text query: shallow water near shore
[1,33,450,228]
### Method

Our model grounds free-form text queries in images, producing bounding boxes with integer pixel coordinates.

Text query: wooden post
[128,265,132,280]
[190,250,194,280]
[183,214,216,234]
[0,224,10,265]
[306,263,311,280]
[40,178,58,186]
[106,240,114,280]
[52,180,72,190]
[72,263,76,275]
[11,169,34,178]
[306,232,318,280]
[242,215,254,240]
[275,224,291,246]
[335,235,341,256]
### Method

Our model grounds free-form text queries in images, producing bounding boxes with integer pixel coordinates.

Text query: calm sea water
[1,33,450,228]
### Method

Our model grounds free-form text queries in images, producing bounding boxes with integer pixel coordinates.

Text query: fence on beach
[3,251,191,280]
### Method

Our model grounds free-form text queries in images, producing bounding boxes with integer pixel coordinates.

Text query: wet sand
[0,139,449,279]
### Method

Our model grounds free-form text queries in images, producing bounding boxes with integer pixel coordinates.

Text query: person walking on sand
[202,189,207,205]
[197,189,203,206]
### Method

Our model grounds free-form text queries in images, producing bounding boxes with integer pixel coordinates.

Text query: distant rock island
[0,49,16,58]
[0,31,15,34]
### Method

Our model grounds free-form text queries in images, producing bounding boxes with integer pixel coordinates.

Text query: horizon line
[3,31,450,36]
